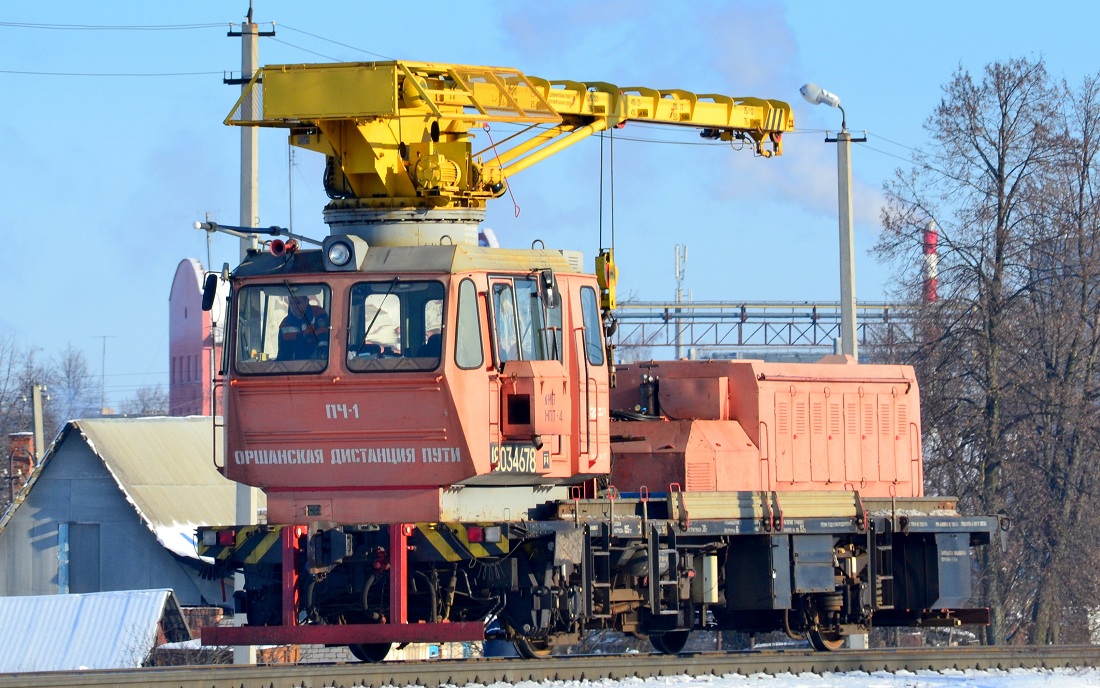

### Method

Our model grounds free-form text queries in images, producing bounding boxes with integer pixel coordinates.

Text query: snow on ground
[464,668,1100,688]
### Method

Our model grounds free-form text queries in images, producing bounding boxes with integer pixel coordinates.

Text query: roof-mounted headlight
[327,241,351,267]
[322,235,369,271]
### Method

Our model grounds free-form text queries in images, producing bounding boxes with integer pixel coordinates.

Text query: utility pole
[288,147,295,233]
[31,384,46,461]
[833,128,858,361]
[226,5,273,260]
[226,2,273,665]
[800,83,865,362]
[9,385,48,508]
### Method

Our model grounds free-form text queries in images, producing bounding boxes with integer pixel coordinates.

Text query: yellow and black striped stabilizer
[197,525,284,566]
[411,523,510,563]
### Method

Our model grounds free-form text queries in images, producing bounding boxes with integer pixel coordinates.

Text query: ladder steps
[588,548,612,618]
[649,531,680,616]
[874,530,895,610]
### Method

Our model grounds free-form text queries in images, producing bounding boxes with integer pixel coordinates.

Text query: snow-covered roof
[0,416,260,559]
[0,589,189,672]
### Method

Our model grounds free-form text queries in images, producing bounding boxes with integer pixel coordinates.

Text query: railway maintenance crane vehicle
[196,60,1000,661]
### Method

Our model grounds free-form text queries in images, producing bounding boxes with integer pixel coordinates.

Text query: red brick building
[168,259,224,416]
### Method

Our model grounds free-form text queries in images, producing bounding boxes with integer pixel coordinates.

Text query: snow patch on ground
[461,668,1100,688]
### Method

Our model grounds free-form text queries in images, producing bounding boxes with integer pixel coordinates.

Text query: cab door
[572,284,610,477]
[487,275,571,479]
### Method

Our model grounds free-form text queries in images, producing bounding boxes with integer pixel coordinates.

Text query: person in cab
[278,295,330,361]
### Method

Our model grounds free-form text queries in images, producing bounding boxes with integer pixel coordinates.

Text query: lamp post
[800,83,862,361]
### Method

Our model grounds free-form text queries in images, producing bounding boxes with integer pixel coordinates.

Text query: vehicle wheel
[807,629,845,652]
[349,642,392,662]
[513,636,552,659]
[650,630,690,655]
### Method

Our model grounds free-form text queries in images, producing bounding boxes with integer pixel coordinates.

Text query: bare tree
[875,59,1100,644]
[0,338,57,442]
[52,344,99,422]
[876,57,1063,644]
[121,385,169,416]
[1000,72,1100,644]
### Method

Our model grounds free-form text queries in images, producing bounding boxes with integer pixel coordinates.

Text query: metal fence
[612,301,914,359]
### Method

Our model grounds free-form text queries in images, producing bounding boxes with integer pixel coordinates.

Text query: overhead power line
[270,37,341,63]
[0,19,237,77]
[0,21,228,31]
[0,69,222,77]
[280,24,393,60]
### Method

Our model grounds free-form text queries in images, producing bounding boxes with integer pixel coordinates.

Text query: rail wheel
[513,636,552,659]
[650,630,689,655]
[349,642,392,662]
[807,629,845,652]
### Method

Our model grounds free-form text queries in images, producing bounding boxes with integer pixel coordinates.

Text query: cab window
[347,280,444,372]
[492,276,561,365]
[580,286,604,366]
[455,279,484,369]
[235,284,331,375]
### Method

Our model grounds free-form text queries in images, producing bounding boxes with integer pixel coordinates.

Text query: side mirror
[539,269,560,309]
[201,273,220,312]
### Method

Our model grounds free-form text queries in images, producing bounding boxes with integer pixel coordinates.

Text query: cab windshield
[234,283,331,375]
[347,280,444,372]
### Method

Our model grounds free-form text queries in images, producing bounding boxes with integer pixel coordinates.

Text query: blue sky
[3,1,1098,407]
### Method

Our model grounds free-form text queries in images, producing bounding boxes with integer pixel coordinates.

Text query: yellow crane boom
[226,61,793,212]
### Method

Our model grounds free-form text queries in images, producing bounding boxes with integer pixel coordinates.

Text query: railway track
[4,646,1100,688]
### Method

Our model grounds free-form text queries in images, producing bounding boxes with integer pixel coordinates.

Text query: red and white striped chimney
[923,220,939,303]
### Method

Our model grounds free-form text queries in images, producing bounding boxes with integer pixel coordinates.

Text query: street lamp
[800,82,860,361]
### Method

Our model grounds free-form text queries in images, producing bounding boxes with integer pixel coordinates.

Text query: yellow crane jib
[225,61,793,211]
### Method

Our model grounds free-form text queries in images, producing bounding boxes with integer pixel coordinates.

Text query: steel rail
[4,646,1100,688]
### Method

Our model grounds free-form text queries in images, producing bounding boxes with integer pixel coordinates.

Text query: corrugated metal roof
[78,417,229,522]
[79,416,262,559]
[0,589,189,672]
[0,416,263,559]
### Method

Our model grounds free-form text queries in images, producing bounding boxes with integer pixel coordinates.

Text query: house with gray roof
[0,588,190,672]
[0,416,261,607]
